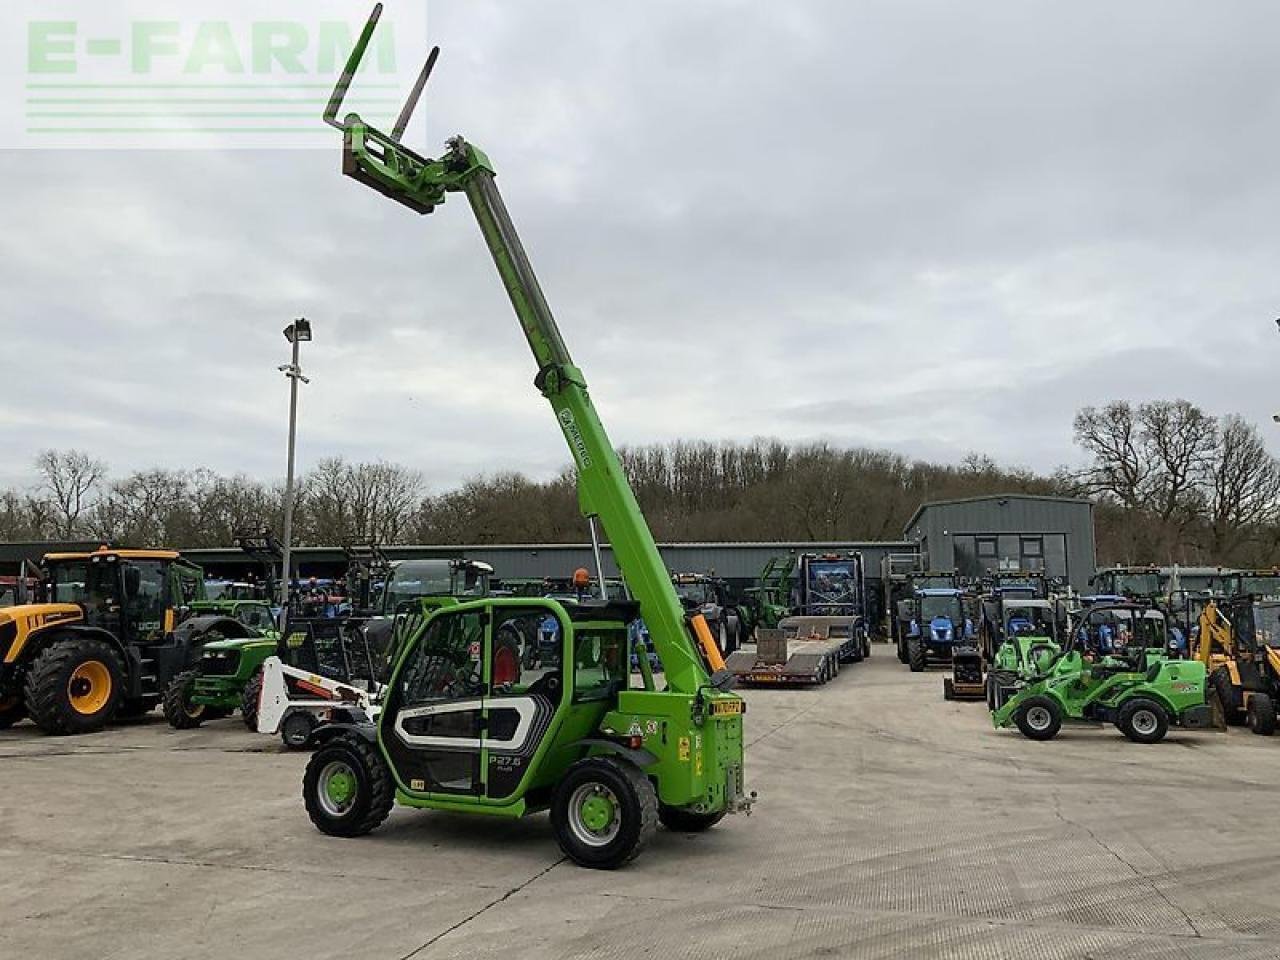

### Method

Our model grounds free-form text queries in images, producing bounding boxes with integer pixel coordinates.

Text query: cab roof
[44,547,183,562]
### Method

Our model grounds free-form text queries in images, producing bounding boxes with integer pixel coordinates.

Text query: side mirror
[123,565,142,599]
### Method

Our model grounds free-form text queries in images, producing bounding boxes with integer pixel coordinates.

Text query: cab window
[572,626,629,702]
[126,560,168,638]
[397,610,485,704]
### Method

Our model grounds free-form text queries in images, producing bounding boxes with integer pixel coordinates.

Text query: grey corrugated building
[902,494,1096,589]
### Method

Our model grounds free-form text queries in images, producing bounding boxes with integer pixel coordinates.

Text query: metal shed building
[902,494,1096,590]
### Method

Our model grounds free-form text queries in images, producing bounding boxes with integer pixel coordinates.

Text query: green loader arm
[326,6,724,697]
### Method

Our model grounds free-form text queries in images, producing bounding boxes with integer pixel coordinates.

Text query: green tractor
[980,595,1062,708]
[298,11,751,870]
[738,555,795,643]
[161,605,279,731]
[992,602,1211,744]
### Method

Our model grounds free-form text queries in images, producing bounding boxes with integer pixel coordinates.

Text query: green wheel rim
[568,782,621,847]
[318,761,359,817]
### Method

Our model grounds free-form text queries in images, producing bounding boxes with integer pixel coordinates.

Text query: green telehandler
[297,6,751,870]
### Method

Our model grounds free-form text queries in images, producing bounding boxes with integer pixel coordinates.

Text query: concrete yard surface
[4,651,1280,960]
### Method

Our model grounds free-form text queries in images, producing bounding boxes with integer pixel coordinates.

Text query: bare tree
[1072,402,1150,509]
[1204,416,1280,557]
[35,449,106,539]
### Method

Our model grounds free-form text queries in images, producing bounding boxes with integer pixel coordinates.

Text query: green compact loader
[992,602,1210,744]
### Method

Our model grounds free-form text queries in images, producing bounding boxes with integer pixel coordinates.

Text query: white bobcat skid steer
[257,655,382,748]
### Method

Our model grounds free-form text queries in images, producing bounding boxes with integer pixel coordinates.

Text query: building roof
[903,494,1093,537]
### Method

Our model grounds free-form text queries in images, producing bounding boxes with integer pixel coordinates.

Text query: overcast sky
[3,0,1279,496]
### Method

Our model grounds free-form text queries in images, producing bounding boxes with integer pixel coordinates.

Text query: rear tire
[1014,695,1062,741]
[658,805,725,832]
[24,637,123,735]
[552,757,657,869]
[162,670,205,729]
[1247,693,1276,736]
[1116,697,1169,744]
[943,678,955,701]
[240,670,263,730]
[908,637,926,673]
[303,733,394,837]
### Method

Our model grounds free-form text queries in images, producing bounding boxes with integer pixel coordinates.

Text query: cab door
[381,607,487,796]
[483,605,567,801]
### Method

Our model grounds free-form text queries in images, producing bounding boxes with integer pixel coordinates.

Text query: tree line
[3,399,1278,568]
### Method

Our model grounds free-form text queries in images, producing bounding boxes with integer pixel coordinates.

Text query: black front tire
[1116,697,1169,744]
[162,670,205,729]
[303,734,394,837]
[658,805,726,832]
[281,710,318,749]
[907,637,926,673]
[551,757,658,869]
[1014,695,1062,741]
[1211,668,1243,726]
[240,671,263,730]
[1247,693,1276,736]
[24,637,123,735]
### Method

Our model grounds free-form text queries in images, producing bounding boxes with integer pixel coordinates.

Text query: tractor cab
[904,586,973,672]
[378,598,634,802]
[381,558,492,615]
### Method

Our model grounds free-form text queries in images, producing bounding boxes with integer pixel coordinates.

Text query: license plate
[711,699,743,716]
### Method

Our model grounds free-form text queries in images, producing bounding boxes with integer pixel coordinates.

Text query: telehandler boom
[298,5,750,869]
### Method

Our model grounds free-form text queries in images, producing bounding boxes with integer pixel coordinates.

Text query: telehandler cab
[299,7,750,869]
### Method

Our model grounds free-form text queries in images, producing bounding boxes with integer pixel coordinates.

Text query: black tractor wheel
[1014,695,1062,741]
[0,693,27,729]
[240,670,263,730]
[24,637,123,735]
[1247,693,1277,736]
[896,634,908,664]
[658,805,726,832]
[303,733,394,837]
[907,637,926,673]
[281,710,318,749]
[552,756,658,869]
[985,674,997,710]
[162,670,206,729]
[1211,669,1243,726]
[1116,698,1170,744]
[943,678,955,701]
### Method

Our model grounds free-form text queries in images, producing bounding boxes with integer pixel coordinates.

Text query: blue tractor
[906,588,974,673]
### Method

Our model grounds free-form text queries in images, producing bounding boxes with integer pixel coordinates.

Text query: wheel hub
[318,761,358,816]
[67,661,111,715]
[1133,710,1157,734]
[568,783,621,847]
[1028,706,1051,730]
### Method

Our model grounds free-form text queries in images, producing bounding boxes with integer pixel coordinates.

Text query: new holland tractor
[904,587,973,673]
[992,601,1210,744]
[0,547,254,734]
[297,10,751,870]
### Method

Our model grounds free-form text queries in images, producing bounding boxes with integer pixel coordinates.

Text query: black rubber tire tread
[658,805,726,832]
[896,634,908,664]
[0,694,27,729]
[1116,697,1170,745]
[1248,692,1277,736]
[1014,694,1062,741]
[551,756,658,869]
[24,637,123,735]
[162,670,205,729]
[943,678,955,701]
[282,711,318,749]
[908,636,926,673]
[302,733,394,837]
[1212,668,1244,726]
[240,671,263,730]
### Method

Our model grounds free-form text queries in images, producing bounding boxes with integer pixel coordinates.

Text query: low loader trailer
[725,623,854,686]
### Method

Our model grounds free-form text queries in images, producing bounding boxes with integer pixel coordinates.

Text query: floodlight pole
[279,320,311,613]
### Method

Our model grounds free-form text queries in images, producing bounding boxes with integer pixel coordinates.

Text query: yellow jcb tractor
[0,547,246,735]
